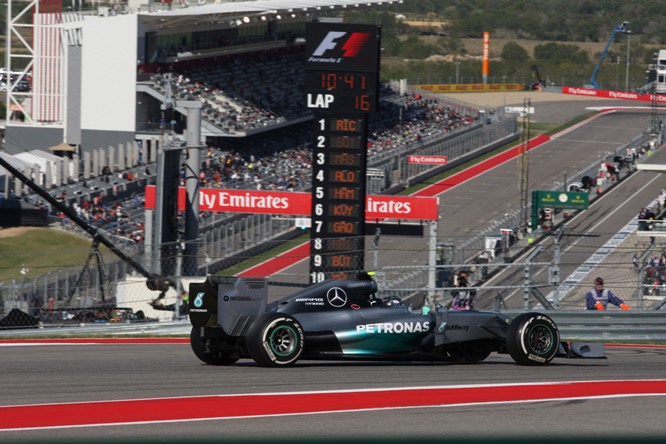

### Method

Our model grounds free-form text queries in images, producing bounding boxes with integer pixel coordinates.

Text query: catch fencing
[0,98,659,331]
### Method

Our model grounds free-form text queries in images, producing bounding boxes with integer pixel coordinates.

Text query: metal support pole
[372,227,380,272]
[523,261,531,310]
[152,140,166,275]
[638,264,645,311]
[427,220,438,307]
[144,208,154,272]
[551,234,561,309]
[625,31,631,91]
[183,101,203,276]
[174,242,183,321]
[523,246,543,310]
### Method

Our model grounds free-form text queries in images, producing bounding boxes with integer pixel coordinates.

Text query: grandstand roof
[139,0,398,29]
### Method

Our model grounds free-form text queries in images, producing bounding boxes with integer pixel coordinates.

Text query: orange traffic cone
[597,186,603,194]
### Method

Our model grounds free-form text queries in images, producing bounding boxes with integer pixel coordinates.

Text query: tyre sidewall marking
[520,315,558,361]
[261,317,303,364]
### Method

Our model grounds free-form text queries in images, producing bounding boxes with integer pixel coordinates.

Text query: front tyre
[247,314,304,367]
[506,312,559,366]
[190,327,239,366]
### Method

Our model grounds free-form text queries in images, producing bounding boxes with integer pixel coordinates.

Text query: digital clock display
[305,71,378,113]
[305,73,375,91]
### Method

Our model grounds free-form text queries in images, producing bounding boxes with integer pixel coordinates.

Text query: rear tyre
[506,312,559,366]
[247,314,304,367]
[190,327,239,366]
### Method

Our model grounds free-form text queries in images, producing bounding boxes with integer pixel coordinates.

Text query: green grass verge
[0,228,113,282]
[544,111,597,136]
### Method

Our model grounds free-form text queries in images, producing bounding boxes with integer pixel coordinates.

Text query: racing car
[188,272,604,367]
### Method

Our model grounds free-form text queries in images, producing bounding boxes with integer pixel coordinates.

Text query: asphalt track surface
[1,341,666,442]
[483,161,666,309]
[2,100,666,443]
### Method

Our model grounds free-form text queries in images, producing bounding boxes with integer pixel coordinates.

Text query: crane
[526,65,546,91]
[0,156,174,297]
[588,21,629,89]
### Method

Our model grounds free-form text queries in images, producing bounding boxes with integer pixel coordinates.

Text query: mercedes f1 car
[188,273,604,367]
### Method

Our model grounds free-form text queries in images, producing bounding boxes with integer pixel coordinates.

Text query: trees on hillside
[345,4,657,89]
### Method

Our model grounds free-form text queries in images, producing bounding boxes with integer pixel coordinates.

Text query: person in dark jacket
[586,277,629,310]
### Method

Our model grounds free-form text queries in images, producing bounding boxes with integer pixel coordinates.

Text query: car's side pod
[556,341,606,359]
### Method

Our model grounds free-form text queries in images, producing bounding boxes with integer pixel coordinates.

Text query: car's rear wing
[190,277,267,336]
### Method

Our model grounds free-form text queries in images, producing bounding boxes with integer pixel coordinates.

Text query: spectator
[450,272,475,310]
[638,208,649,231]
[586,277,629,310]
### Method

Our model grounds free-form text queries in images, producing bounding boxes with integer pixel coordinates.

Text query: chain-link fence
[2,93,661,329]
[2,226,663,329]
[370,229,664,312]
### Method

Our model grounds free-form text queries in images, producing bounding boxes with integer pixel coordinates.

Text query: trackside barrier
[503,310,666,342]
[1,312,665,343]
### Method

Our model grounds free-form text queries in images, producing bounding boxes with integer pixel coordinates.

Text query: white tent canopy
[14,150,61,186]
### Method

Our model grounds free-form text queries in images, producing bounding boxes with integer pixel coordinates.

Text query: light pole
[625,28,632,91]
[455,61,460,84]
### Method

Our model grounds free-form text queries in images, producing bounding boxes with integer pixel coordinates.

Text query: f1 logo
[312,31,371,58]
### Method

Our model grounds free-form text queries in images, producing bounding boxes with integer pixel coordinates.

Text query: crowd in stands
[366,94,476,157]
[190,92,478,194]
[634,190,666,296]
[15,46,481,246]
[45,174,148,245]
[152,51,306,135]
[29,88,479,246]
[195,147,311,192]
[638,252,666,296]
[152,48,478,143]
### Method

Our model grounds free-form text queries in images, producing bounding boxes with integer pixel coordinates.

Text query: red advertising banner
[408,155,448,165]
[144,186,439,220]
[562,86,666,103]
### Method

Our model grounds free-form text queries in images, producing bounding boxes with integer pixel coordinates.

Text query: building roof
[138,0,398,30]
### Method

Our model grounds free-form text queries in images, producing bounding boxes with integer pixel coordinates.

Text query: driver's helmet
[383,295,403,306]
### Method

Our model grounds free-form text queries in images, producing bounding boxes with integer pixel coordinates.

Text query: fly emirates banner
[144,186,438,221]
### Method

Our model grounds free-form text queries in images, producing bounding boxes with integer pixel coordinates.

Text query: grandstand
[3,0,398,155]
[3,0,488,232]
[1,0,518,320]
